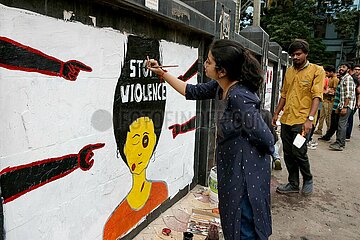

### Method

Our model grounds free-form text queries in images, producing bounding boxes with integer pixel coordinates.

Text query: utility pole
[253,0,261,26]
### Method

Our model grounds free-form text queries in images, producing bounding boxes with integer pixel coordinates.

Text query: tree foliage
[334,9,360,38]
[253,0,357,64]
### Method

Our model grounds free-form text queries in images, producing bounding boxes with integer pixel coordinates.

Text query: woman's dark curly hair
[209,39,263,92]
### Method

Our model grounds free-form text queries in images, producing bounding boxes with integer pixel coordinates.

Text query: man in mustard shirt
[272,39,325,195]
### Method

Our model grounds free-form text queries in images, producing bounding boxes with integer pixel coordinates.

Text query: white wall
[0,4,197,239]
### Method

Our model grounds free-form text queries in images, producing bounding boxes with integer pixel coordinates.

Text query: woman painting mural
[147,39,274,239]
[103,35,168,240]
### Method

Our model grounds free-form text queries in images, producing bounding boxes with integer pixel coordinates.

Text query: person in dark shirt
[147,39,275,240]
[346,63,360,138]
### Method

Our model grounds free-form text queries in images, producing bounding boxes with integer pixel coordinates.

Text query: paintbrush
[145,56,178,69]
[152,65,178,68]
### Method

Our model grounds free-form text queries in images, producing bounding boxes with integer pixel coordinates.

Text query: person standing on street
[345,63,360,140]
[327,63,356,150]
[261,108,282,170]
[272,39,325,195]
[313,75,328,136]
[314,65,339,135]
[148,39,275,240]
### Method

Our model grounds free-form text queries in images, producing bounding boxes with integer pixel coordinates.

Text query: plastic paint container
[183,231,194,240]
[209,166,218,203]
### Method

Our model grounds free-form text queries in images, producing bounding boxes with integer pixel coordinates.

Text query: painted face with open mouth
[124,117,156,175]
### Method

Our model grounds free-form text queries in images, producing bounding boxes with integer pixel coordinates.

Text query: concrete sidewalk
[135,116,360,240]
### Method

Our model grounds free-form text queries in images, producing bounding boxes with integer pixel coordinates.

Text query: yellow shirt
[328,75,339,89]
[324,75,340,101]
[280,62,325,125]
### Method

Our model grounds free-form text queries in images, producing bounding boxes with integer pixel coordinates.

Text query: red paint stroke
[177,59,198,82]
[168,116,197,139]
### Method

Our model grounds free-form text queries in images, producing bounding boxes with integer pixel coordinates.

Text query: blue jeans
[272,143,280,160]
[240,190,257,239]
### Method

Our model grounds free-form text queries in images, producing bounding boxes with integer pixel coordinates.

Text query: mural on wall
[1,3,198,239]
[0,36,104,203]
[278,68,284,103]
[104,35,198,239]
[168,60,198,139]
[264,64,274,111]
[219,5,230,39]
[104,35,168,240]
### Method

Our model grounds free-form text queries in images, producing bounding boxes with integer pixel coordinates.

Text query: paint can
[208,166,218,204]
[183,231,194,240]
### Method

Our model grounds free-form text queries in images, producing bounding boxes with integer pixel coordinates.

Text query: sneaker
[345,138,350,142]
[276,183,299,194]
[318,136,330,142]
[307,141,317,150]
[301,180,313,196]
[329,143,343,151]
[274,158,282,170]
[307,143,317,150]
[314,130,322,135]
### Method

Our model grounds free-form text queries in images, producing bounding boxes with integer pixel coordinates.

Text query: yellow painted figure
[107,36,168,239]
[104,117,168,240]
[124,117,156,209]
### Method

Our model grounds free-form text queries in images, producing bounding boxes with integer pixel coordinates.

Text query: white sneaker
[307,142,317,150]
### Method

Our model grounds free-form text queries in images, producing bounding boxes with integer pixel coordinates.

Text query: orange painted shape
[103,181,168,240]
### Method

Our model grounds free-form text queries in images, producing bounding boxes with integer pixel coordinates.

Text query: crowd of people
[146,38,360,240]
[315,62,360,151]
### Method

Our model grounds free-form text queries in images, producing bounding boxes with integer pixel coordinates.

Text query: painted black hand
[78,143,105,170]
[61,60,92,81]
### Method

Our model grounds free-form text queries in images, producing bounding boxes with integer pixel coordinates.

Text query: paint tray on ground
[187,209,221,236]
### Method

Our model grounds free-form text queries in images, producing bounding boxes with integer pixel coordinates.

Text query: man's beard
[339,70,347,76]
[293,60,303,68]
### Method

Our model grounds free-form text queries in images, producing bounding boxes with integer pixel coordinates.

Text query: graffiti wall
[264,64,274,111]
[0,4,197,239]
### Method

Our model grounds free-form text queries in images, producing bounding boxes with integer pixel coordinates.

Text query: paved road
[271,116,360,240]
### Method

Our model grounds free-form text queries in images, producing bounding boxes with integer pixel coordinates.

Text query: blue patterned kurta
[185,80,274,240]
